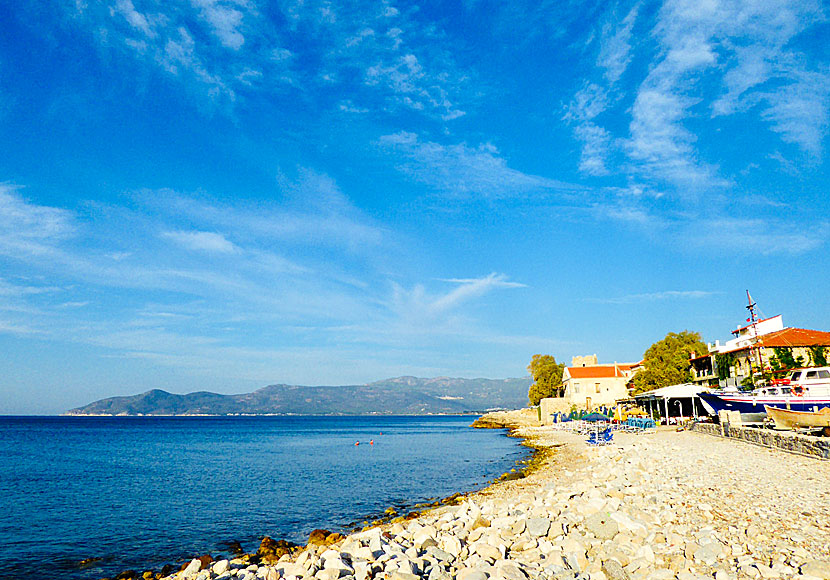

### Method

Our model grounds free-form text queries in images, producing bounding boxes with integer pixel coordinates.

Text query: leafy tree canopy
[527,354,565,405]
[631,331,708,395]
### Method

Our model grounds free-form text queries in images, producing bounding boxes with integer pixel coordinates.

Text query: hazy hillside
[66,376,532,416]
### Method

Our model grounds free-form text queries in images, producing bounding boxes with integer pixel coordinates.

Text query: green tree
[527,354,565,405]
[632,331,708,395]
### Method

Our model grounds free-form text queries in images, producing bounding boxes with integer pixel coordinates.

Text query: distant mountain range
[65,376,532,416]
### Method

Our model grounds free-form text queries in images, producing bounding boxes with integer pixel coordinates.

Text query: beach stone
[693,543,721,566]
[277,563,306,577]
[493,560,527,580]
[801,561,830,579]
[425,547,453,563]
[754,564,778,579]
[601,560,629,580]
[526,518,550,538]
[309,530,343,547]
[258,538,297,563]
[457,568,490,580]
[414,531,438,550]
[474,543,502,561]
[471,516,491,531]
[352,547,376,562]
[584,512,618,541]
[440,536,462,557]
[214,561,230,575]
[510,519,527,536]
[182,559,202,578]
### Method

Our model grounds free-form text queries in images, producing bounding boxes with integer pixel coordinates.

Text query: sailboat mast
[746,290,764,382]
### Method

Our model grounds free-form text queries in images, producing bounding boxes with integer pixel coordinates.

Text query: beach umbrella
[583,412,611,422]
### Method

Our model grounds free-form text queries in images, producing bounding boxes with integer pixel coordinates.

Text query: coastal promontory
[65,376,532,416]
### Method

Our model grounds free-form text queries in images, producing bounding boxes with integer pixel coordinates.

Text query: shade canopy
[583,412,611,422]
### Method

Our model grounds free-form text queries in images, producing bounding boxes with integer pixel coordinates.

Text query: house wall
[564,376,628,408]
[539,397,571,424]
[731,346,819,376]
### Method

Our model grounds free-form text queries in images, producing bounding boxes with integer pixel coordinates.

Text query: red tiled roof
[758,327,830,348]
[566,365,628,378]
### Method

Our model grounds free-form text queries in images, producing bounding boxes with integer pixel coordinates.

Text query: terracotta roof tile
[567,365,627,378]
[758,327,830,348]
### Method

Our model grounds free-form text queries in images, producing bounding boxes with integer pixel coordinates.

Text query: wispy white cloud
[378,132,579,199]
[112,0,155,38]
[433,273,526,312]
[161,230,237,253]
[563,83,613,176]
[191,0,248,50]
[687,217,828,255]
[64,0,470,121]
[565,0,828,194]
[389,272,525,323]
[154,169,385,251]
[593,193,827,256]
[0,177,539,384]
[598,3,639,84]
[761,69,830,160]
[590,290,719,304]
[0,184,76,258]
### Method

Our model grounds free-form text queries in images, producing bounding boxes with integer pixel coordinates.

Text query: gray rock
[474,543,502,561]
[601,559,630,580]
[315,569,340,580]
[213,560,231,576]
[182,559,203,578]
[754,564,778,579]
[397,559,420,576]
[277,563,306,577]
[584,512,619,541]
[457,568,490,580]
[425,546,454,563]
[693,542,721,566]
[441,535,462,557]
[526,518,550,538]
[494,560,527,580]
[368,535,385,556]
[414,531,438,551]
[801,560,830,579]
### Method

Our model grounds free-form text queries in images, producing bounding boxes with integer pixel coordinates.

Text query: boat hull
[764,405,830,430]
[699,392,830,423]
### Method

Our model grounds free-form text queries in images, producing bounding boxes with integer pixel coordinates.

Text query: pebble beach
[161,410,830,580]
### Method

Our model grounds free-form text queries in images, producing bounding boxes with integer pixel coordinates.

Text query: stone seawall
[690,422,830,460]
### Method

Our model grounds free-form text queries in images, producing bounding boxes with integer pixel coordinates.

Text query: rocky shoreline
[114,410,830,580]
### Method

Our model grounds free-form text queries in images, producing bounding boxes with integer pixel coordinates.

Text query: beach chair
[587,427,613,446]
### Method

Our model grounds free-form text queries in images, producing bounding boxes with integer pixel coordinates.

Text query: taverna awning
[633,382,711,420]
[634,382,710,400]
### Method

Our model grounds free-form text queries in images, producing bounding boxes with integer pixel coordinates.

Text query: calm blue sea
[0,415,526,580]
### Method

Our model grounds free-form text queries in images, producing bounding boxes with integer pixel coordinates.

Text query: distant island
[65,376,532,416]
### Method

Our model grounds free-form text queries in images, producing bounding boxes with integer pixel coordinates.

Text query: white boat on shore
[699,366,830,422]
[764,404,830,433]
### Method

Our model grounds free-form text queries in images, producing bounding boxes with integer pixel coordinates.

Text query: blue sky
[1,0,829,413]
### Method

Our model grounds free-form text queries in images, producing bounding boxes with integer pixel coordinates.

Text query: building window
[595,383,601,393]
[574,383,580,394]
